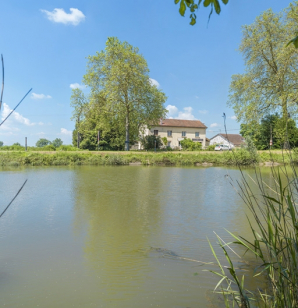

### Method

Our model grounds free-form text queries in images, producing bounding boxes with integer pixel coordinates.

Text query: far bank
[0,150,294,167]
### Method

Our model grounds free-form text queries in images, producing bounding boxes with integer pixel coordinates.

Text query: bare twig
[0,180,27,218]
[0,54,4,111]
[0,88,32,127]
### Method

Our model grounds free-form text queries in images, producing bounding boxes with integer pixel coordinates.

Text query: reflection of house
[209,134,245,148]
[139,119,208,149]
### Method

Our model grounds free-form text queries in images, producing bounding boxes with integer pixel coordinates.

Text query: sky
[0,0,293,146]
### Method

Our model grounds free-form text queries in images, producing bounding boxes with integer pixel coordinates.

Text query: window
[167,130,172,137]
[154,130,158,136]
[182,131,186,137]
[167,141,171,147]
[195,132,200,137]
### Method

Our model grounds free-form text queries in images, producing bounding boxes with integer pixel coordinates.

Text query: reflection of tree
[72,166,163,301]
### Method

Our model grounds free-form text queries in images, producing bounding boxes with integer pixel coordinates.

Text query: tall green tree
[228,4,298,129]
[52,138,63,148]
[83,37,167,151]
[36,138,51,147]
[70,88,88,148]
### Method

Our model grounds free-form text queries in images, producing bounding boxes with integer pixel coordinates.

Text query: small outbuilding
[209,133,245,148]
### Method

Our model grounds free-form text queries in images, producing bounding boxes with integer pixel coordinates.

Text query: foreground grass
[0,149,294,167]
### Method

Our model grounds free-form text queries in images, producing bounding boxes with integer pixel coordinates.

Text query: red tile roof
[155,119,207,128]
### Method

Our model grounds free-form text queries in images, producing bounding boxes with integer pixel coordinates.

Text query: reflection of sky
[0,165,279,308]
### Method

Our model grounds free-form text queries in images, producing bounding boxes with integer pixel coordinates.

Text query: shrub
[40,145,56,151]
[161,137,168,146]
[206,145,216,151]
[141,135,163,150]
[180,138,202,151]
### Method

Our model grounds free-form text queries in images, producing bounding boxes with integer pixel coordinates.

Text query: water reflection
[73,166,163,302]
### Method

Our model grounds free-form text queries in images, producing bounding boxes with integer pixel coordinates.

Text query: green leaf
[203,0,212,7]
[175,0,180,4]
[214,0,221,14]
[287,36,298,48]
[190,16,196,25]
[221,0,228,4]
[179,0,186,16]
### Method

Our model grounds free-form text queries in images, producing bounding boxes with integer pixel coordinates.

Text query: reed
[207,158,298,307]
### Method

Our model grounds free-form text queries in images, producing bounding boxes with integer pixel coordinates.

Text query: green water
[0,165,270,307]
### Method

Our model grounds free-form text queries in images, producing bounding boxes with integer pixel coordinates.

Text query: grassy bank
[0,149,295,167]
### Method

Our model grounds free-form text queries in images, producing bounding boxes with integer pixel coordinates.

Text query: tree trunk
[125,112,130,151]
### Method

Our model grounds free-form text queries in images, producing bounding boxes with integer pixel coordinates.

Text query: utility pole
[97,130,100,151]
[25,137,27,151]
[77,131,80,149]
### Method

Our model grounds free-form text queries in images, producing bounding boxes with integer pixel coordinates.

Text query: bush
[141,135,163,150]
[180,138,202,151]
[40,145,56,151]
[206,145,216,151]
[161,137,168,146]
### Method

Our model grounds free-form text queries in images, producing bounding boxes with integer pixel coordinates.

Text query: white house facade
[139,119,208,149]
[209,134,245,148]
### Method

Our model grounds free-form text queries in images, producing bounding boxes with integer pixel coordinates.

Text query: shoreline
[0,150,293,167]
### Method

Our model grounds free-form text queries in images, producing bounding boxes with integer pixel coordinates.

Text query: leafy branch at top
[175,0,229,25]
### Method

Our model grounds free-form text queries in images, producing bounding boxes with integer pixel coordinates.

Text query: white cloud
[31,93,52,100]
[70,83,86,90]
[149,78,160,88]
[166,105,197,120]
[198,110,208,114]
[177,107,196,120]
[2,103,35,126]
[41,8,85,26]
[230,115,237,120]
[210,123,220,128]
[166,104,178,117]
[60,128,72,136]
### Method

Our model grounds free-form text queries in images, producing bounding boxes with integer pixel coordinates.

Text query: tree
[175,0,229,25]
[70,88,88,148]
[228,5,298,146]
[36,138,51,147]
[240,114,298,150]
[52,138,63,148]
[0,141,3,147]
[83,37,167,151]
[12,142,21,146]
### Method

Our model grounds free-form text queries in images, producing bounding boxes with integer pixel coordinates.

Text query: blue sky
[0,0,292,146]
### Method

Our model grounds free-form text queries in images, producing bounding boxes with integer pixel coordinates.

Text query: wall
[209,135,234,148]
[140,126,207,149]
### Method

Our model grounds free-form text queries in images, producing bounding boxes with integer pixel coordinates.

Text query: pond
[0,165,273,307]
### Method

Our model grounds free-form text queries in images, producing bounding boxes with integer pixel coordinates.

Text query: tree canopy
[228,4,298,128]
[82,37,167,151]
[36,138,51,147]
[52,138,63,148]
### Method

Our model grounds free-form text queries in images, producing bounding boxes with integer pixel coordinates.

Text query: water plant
[207,159,298,307]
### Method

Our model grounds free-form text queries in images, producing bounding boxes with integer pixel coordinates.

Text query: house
[209,133,245,148]
[139,119,208,149]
